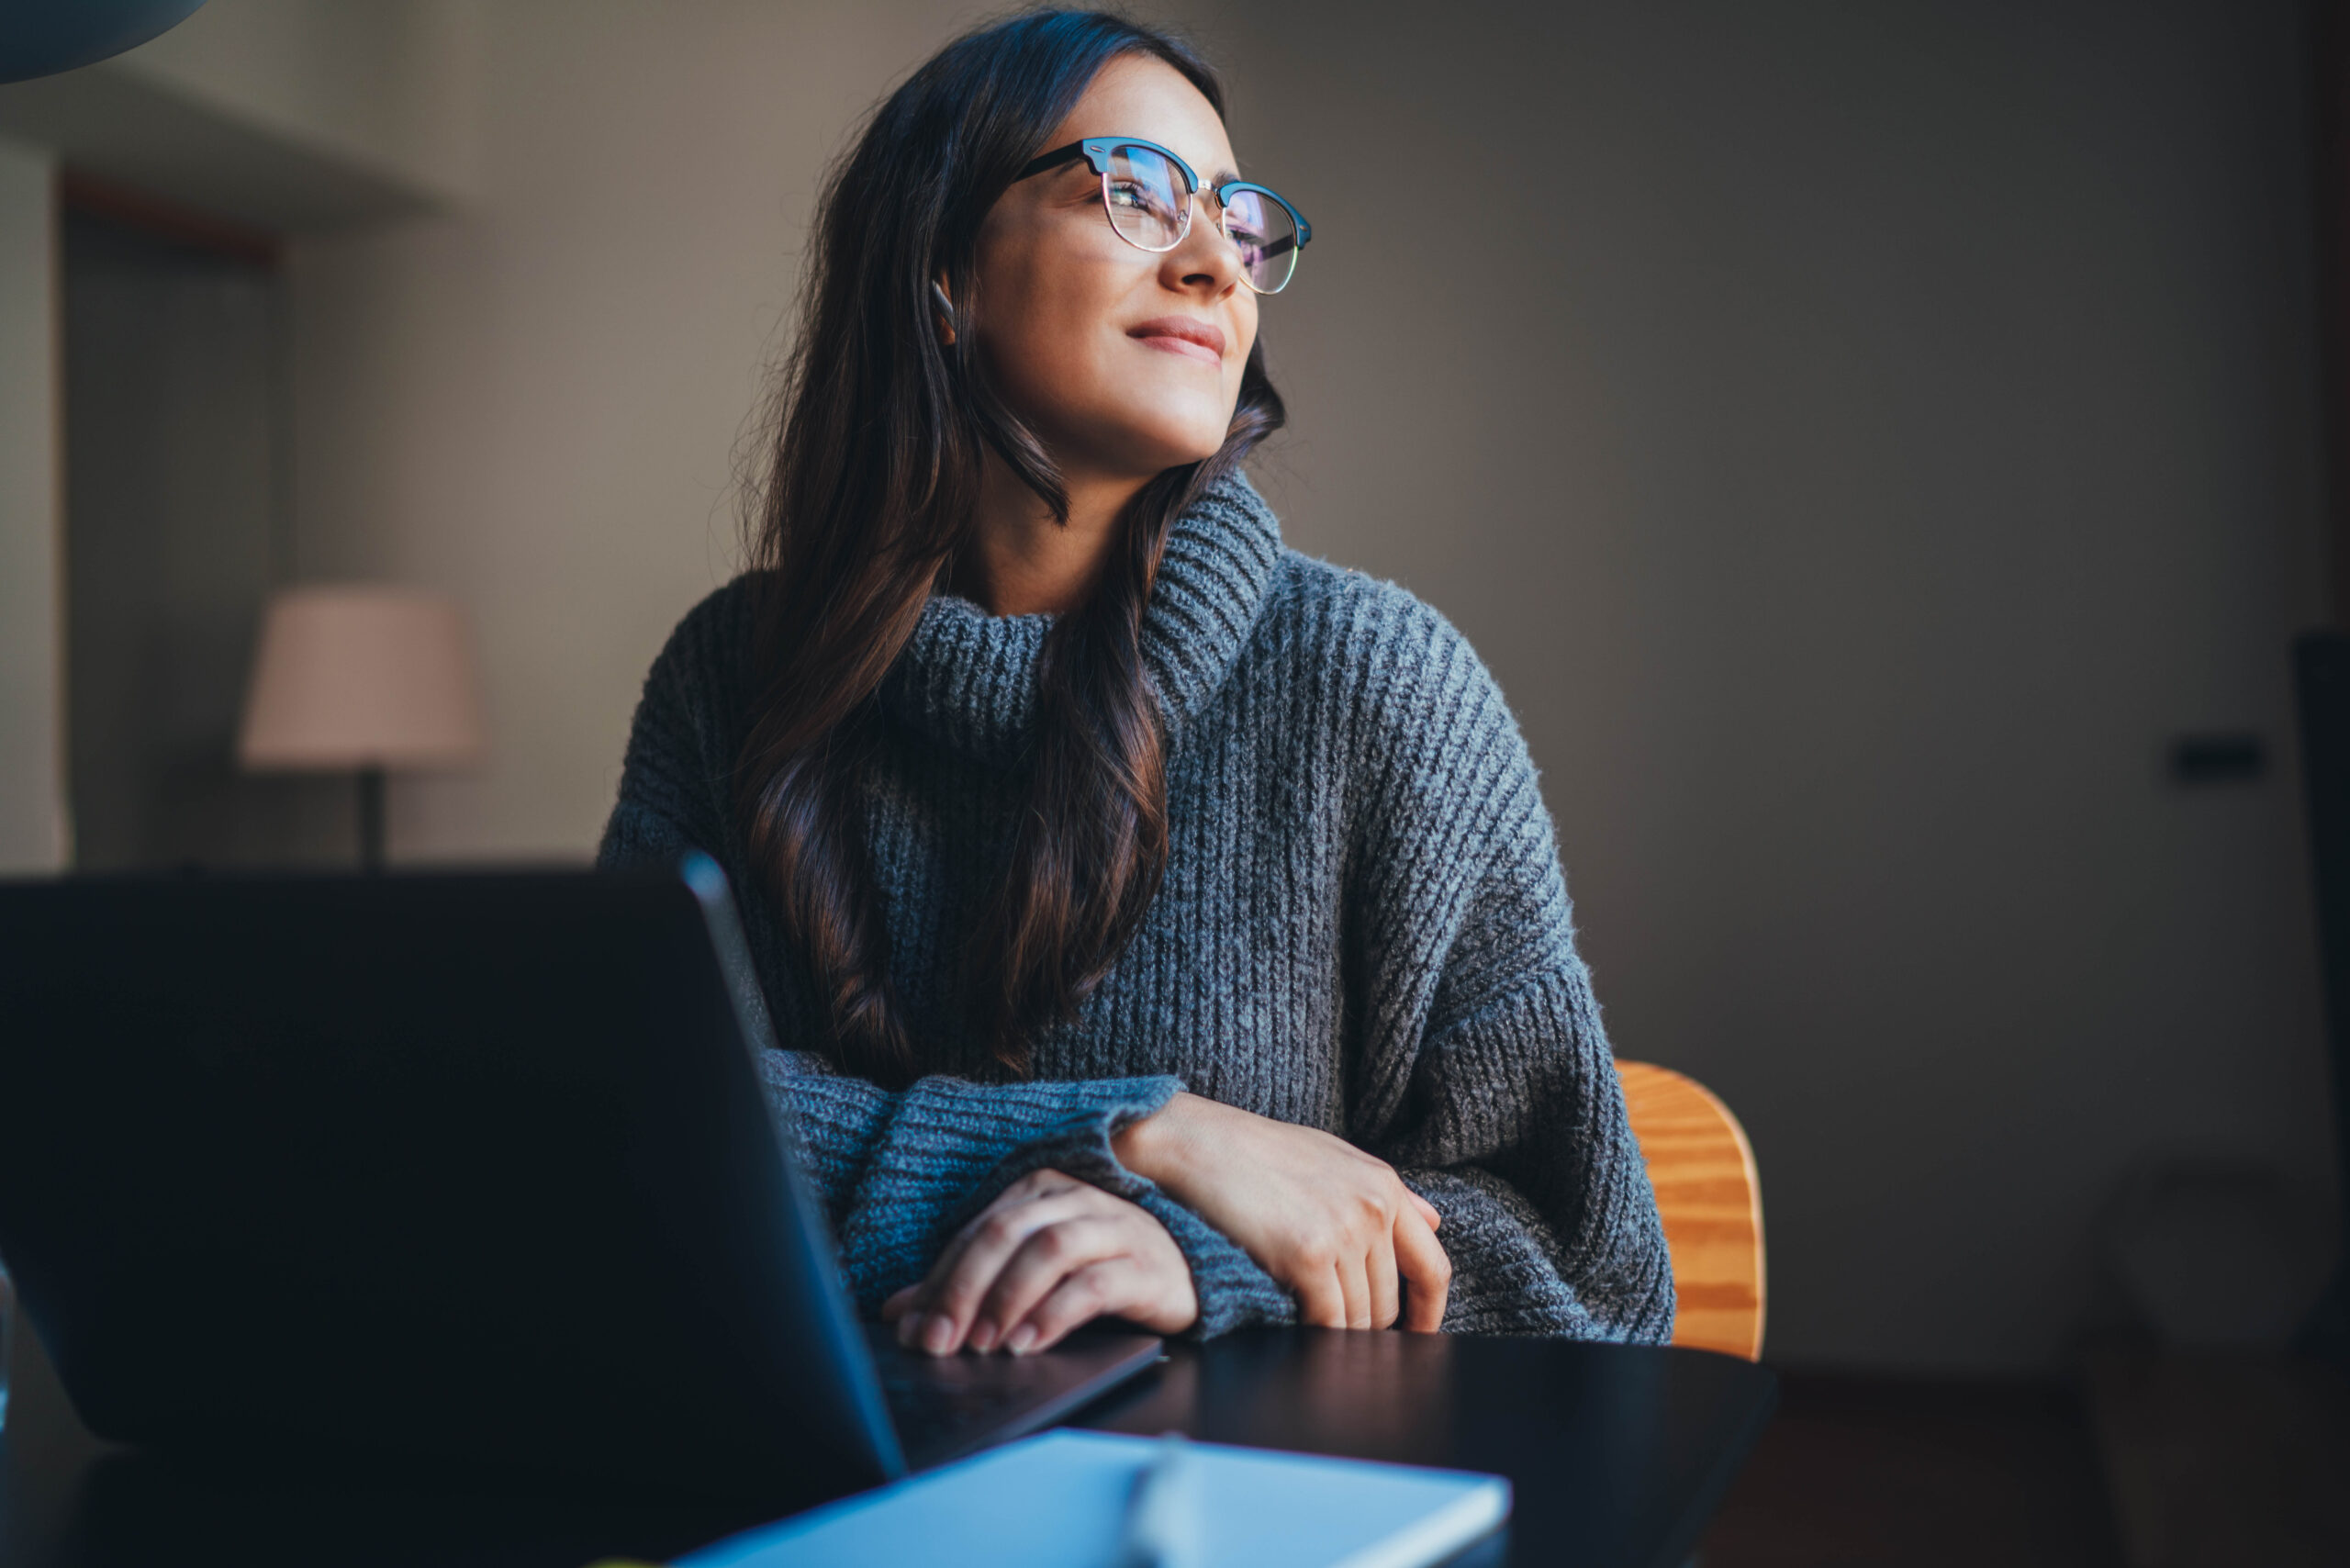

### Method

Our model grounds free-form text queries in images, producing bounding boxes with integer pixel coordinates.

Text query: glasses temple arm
[1015,142,1091,182]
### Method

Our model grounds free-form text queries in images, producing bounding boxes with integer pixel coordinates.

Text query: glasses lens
[1223,188,1299,294]
[1104,143,1189,251]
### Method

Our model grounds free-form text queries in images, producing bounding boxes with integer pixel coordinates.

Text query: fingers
[1367,1178,1433,1326]
[992,1199,1197,1346]
[1003,1259,1134,1354]
[967,1215,1125,1353]
[1337,1249,1374,1331]
[1294,1263,1348,1329]
[1393,1206,1452,1333]
[912,1169,1078,1317]
[899,1173,1203,1355]
[1367,1228,1401,1329]
[1322,1178,1418,1331]
[900,1170,1087,1355]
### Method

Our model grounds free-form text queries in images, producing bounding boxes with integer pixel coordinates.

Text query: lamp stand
[356,765,386,872]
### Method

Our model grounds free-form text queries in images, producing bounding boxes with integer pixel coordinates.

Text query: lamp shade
[238,587,486,771]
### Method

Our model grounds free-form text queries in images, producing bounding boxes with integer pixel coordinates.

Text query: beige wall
[286,0,1005,857]
[104,0,481,205]
[0,0,477,233]
[0,138,64,874]
[74,0,2345,1370]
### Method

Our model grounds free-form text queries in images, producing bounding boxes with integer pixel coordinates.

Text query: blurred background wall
[0,0,2336,1374]
[1215,0,2339,1373]
[0,138,62,874]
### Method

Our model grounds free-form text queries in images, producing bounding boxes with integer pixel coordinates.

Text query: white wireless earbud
[930,280,956,326]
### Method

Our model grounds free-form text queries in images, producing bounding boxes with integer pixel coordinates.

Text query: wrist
[1112,1090,1192,1186]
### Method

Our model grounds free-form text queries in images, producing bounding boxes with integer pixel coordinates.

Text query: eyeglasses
[1016,136,1312,296]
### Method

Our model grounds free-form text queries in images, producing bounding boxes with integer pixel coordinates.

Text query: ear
[931,278,957,345]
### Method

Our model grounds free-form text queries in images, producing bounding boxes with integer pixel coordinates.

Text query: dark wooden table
[0,1318,1774,1568]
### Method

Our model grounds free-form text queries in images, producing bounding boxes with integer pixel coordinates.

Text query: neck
[956,453,1147,618]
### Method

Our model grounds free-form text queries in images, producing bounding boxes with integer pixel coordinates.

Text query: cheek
[974,242,1249,470]
[974,247,1115,413]
[982,268,1121,404]
[997,319,1245,471]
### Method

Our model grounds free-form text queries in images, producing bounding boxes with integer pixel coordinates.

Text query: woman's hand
[881,1169,1198,1356]
[1113,1092,1451,1332]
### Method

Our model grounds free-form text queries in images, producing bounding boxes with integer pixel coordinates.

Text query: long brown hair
[737,11,1286,1087]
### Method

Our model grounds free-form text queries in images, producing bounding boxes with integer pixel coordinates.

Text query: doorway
[62,182,344,870]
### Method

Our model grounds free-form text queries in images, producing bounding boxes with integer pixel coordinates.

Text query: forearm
[1105,1086,1196,1186]
[1107,1096,1299,1336]
[599,713,1290,1335]
[759,1056,1289,1334]
[756,1049,1174,1307]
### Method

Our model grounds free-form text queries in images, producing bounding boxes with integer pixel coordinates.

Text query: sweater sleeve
[1346,606,1676,1343]
[754,1048,1291,1334]
[598,587,1289,1336]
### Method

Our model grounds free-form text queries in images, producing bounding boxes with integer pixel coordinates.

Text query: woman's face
[965,55,1257,481]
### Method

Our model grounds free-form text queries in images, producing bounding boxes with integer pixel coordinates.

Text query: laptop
[0,857,1164,1505]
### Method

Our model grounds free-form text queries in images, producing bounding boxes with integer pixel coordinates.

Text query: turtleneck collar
[879,469,1284,767]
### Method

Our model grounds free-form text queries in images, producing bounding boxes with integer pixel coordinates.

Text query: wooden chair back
[1614,1060,1765,1361]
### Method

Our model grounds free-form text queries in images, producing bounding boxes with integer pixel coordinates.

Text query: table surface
[0,1318,1774,1568]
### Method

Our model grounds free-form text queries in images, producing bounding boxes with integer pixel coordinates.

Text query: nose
[1160,189,1244,295]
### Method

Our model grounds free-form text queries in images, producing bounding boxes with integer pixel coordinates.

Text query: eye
[1108,179,1179,221]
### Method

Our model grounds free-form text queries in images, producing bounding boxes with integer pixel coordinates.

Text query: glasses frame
[1015,136,1312,294]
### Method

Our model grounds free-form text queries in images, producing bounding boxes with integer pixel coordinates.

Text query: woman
[600,9,1672,1356]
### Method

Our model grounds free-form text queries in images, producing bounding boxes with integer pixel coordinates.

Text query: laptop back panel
[0,868,901,1503]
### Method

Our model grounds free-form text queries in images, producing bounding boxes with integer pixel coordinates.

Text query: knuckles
[1066,1271,1108,1312]
[918,1173,1190,1344]
[1006,1168,1071,1202]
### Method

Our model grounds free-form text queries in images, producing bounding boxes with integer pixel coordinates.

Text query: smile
[1127,317,1225,364]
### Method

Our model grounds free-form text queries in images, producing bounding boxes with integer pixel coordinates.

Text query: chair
[1615,1060,1766,1361]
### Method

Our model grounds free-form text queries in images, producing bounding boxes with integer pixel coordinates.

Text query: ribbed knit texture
[599,472,1674,1342]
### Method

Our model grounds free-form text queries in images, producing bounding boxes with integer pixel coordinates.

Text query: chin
[1107,406,1237,474]
[1131,437,1231,476]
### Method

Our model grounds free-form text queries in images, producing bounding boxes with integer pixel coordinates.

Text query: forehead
[1047,53,1238,184]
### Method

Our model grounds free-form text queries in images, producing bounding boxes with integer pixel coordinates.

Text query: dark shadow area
[1700,1371,2121,1567]
[62,201,350,873]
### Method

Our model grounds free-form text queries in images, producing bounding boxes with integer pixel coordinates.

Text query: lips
[1128,316,1226,364]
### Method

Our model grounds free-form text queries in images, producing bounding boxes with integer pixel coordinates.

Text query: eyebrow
[1208,165,1241,188]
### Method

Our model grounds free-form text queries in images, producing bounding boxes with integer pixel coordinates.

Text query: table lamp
[237,586,486,870]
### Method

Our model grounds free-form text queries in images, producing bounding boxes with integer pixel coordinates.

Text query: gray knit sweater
[599,473,1673,1342]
